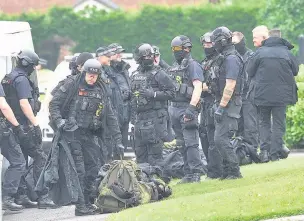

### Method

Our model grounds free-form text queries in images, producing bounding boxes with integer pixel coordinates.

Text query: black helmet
[76,52,94,67]
[69,56,78,70]
[152,45,161,56]
[133,43,154,63]
[83,59,101,74]
[171,35,192,49]
[17,49,39,67]
[211,27,232,46]
[200,32,212,44]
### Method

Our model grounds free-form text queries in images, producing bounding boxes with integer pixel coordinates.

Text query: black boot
[226,174,243,180]
[279,145,290,159]
[259,150,269,163]
[75,204,96,216]
[191,173,201,183]
[15,195,37,208]
[178,174,193,184]
[38,194,58,209]
[3,196,23,211]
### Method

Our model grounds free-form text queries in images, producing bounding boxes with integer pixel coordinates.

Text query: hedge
[1,3,303,148]
[0,5,260,64]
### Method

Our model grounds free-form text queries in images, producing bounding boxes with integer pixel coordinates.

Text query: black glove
[184,104,198,121]
[33,125,42,144]
[12,125,28,143]
[116,143,125,159]
[55,119,66,129]
[139,88,154,98]
[214,106,226,123]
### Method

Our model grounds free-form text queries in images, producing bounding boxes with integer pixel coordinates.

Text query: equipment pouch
[179,84,187,95]
[81,101,89,111]
[175,82,181,92]
[139,120,157,144]
[186,86,193,99]
[226,96,242,119]
[156,109,169,142]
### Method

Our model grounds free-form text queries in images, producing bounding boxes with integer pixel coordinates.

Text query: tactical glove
[55,119,66,129]
[33,125,42,144]
[139,88,154,98]
[214,106,226,123]
[184,104,198,121]
[12,125,28,143]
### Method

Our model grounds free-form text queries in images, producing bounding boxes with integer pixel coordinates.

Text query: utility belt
[136,100,167,113]
[137,109,165,120]
[170,101,189,108]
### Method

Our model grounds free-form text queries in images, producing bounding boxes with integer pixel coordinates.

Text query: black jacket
[247,37,299,106]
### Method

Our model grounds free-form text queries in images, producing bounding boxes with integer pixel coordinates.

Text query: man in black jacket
[247,26,299,162]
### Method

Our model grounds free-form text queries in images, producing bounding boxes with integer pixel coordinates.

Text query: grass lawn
[106,156,304,221]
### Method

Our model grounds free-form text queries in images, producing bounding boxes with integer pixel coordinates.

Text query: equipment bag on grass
[95,160,161,213]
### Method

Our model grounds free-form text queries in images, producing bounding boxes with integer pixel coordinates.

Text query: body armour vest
[131,67,166,112]
[1,70,41,118]
[207,49,244,100]
[167,58,194,102]
[70,84,105,130]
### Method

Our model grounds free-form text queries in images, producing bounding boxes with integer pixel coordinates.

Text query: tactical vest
[70,85,105,130]
[203,54,225,99]
[1,70,41,119]
[131,68,166,112]
[167,58,194,102]
[206,50,244,100]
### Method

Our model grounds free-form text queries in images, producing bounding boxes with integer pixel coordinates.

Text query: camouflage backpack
[95,160,159,213]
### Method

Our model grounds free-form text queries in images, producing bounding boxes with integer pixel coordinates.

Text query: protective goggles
[200,35,212,44]
[171,46,183,52]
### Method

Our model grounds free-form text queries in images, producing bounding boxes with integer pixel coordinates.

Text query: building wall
[74,0,113,12]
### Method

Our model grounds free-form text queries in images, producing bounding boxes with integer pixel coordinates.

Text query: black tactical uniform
[1,49,56,208]
[210,27,244,179]
[108,43,131,159]
[168,36,205,183]
[0,84,27,211]
[200,32,223,179]
[131,44,175,166]
[49,59,123,216]
[234,37,259,153]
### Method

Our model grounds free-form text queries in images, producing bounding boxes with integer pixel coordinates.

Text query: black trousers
[258,105,287,160]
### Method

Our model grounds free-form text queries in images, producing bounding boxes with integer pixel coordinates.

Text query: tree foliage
[0,5,260,63]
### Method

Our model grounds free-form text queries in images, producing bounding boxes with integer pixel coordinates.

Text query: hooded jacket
[247,37,299,106]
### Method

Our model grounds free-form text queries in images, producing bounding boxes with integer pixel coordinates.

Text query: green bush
[285,65,304,148]
[0,5,260,63]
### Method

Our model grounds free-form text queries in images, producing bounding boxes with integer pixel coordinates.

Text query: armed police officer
[168,35,205,183]
[131,43,175,166]
[95,46,118,161]
[49,59,123,215]
[0,83,28,211]
[200,32,223,179]
[231,32,259,155]
[1,49,57,208]
[209,27,243,179]
[107,43,131,159]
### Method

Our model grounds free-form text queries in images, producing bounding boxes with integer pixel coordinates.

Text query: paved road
[3,206,111,221]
